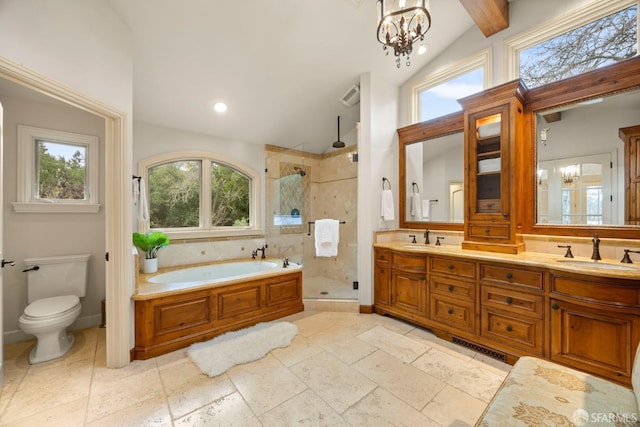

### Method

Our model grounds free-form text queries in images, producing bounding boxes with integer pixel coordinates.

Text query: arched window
[138,151,261,238]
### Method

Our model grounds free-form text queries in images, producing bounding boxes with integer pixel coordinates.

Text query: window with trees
[410,48,491,123]
[14,125,99,213]
[139,152,259,238]
[506,0,638,87]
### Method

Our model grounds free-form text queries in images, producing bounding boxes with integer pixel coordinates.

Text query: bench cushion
[476,356,638,426]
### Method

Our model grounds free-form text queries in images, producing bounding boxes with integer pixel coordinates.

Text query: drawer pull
[447,308,454,315]
[505,297,513,305]
[485,228,491,234]
[552,303,560,310]
[506,325,513,332]
[448,285,454,292]
[447,264,454,270]
[506,273,513,280]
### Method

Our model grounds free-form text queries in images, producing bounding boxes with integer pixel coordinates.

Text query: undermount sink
[555,259,638,271]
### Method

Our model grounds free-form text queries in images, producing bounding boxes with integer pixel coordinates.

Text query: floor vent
[452,337,506,362]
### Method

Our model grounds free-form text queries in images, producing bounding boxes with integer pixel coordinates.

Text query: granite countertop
[374,241,640,280]
[133,257,302,300]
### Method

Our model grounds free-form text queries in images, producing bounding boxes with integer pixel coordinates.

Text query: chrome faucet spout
[591,234,601,261]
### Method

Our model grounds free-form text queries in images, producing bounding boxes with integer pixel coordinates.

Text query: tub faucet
[591,234,601,261]
[256,246,266,259]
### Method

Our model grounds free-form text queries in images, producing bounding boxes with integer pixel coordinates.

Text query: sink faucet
[409,234,417,244]
[591,234,601,261]
[424,229,430,245]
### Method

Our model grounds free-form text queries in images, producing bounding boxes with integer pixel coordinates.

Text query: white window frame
[13,125,100,213]
[138,150,262,239]
[504,0,639,81]
[409,47,493,124]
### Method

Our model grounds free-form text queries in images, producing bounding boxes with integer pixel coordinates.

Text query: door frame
[0,57,132,368]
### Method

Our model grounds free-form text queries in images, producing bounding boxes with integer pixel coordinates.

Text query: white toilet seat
[22,295,80,320]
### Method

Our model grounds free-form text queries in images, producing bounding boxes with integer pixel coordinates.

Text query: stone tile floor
[0,311,510,426]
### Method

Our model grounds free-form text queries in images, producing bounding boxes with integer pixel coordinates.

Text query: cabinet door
[550,298,640,385]
[467,104,509,220]
[391,269,427,317]
[374,264,391,307]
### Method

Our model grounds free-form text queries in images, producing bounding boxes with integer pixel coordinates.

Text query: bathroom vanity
[384,56,640,386]
[374,243,640,386]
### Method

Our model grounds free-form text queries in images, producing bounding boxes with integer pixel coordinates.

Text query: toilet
[18,254,91,364]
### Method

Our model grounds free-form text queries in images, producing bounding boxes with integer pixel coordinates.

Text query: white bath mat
[187,321,298,377]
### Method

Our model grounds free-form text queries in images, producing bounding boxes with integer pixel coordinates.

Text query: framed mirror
[523,55,640,238]
[399,112,464,230]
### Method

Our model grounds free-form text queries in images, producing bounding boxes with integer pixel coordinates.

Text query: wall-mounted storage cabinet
[459,80,528,254]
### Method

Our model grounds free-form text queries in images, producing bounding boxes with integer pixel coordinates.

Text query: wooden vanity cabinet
[373,248,391,308]
[549,273,640,384]
[459,80,528,254]
[429,256,476,333]
[480,263,545,356]
[390,252,428,320]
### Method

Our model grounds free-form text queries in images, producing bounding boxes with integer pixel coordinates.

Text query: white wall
[358,72,400,306]
[1,95,106,342]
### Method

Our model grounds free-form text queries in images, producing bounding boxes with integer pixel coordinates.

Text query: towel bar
[308,221,346,236]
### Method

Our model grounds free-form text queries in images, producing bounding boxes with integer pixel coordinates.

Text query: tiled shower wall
[265,145,358,289]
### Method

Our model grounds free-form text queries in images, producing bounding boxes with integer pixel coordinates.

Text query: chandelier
[376,0,431,68]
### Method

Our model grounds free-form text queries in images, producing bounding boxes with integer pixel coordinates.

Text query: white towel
[411,193,422,218]
[315,219,339,257]
[381,189,395,221]
[134,177,150,221]
[422,199,430,219]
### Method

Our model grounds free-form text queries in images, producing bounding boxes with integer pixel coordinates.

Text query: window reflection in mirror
[535,88,640,226]
[405,132,464,223]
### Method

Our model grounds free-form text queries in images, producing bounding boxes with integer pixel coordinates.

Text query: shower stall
[265,145,358,301]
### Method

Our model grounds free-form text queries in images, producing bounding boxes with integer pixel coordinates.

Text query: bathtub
[136,258,301,297]
[133,258,304,360]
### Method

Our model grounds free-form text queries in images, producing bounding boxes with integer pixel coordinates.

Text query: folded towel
[381,189,395,221]
[315,219,339,257]
[411,193,422,218]
[134,177,149,221]
[422,199,430,219]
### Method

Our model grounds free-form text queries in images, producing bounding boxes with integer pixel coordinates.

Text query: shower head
[294,166,306,177]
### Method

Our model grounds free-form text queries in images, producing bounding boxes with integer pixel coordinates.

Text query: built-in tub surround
[132,257,304,359]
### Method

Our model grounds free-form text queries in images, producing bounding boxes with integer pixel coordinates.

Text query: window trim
[409,47,493,124]
[13,125,100,213]
[504,0,639,82]
[138,150,262,239]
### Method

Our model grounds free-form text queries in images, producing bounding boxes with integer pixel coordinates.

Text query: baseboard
[359,305,374,314]
[3,314,102,345]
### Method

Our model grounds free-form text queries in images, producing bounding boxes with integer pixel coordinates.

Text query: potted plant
[132,231,170,273]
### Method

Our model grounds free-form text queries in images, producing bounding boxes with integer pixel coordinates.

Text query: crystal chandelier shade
[376,0,431,68]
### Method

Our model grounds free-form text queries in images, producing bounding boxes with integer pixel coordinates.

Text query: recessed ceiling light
[213,102,227,113]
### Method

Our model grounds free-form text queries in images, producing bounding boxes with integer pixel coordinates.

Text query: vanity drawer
[431,295,475,333]
[430,275,474,301]
[481,285,543,318]
[429,256,476,279]
[392,252,426,272]
[480,264,544,290]
[551,275,640,307]
[375,248,390,265]
[468,223,509,239]
[481,307,543,355]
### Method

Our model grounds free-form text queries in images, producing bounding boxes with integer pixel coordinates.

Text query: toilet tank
[24,254,91,303]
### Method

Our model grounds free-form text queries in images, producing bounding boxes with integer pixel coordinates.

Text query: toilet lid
[24,295,80,318]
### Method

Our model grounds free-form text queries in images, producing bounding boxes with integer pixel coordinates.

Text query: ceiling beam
[459,0,509,37]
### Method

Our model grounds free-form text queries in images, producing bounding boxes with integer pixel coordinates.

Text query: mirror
[524,55,640,238]
[399,112,464,230]
[535,89,640,226]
